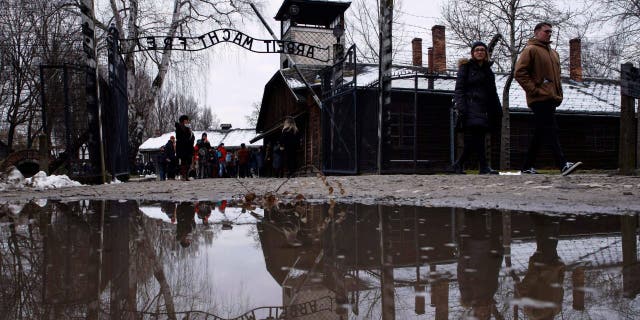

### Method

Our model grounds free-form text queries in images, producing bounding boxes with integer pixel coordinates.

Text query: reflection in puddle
[0,200,639,319]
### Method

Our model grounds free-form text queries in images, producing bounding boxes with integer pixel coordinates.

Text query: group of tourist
[155,116,301,181]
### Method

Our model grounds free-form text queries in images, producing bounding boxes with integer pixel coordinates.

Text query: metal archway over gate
[119,28,333,63]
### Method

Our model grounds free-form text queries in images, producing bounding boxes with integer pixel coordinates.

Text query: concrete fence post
[619,63,638,175]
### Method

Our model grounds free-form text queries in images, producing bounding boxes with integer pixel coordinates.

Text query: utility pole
[378,0,393,174]
[620,63,639,175]
[80,0,106,183]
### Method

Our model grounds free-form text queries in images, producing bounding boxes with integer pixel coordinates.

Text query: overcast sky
[199,0,445,129]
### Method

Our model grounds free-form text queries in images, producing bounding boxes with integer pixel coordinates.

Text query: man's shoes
[521,167,539,174]
[561,161,582,176]
[479,167,499,175]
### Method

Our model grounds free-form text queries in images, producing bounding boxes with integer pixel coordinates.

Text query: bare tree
[442,0,571,169]
[0,0,78,153]
[589,0,640,61]
[244,102,260,128]
[198,106,219,131]
[581,37,625,78]
[345,0,408,63]
[0,1,43,152]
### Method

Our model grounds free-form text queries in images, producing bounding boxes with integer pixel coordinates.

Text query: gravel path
[1,173,639,215]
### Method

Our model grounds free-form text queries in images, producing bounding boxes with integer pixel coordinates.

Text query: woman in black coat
[452,41,503,174]
[175,115,195,180]
[280,117,300,178]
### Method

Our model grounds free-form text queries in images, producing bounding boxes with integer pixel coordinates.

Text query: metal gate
[38,27,128,182]
[104,26,129,179]
[321,45,358,174]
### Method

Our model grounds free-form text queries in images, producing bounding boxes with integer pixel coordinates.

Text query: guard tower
[275,0,351,68]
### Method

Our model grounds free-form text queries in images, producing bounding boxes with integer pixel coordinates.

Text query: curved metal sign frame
[119,28,331,62]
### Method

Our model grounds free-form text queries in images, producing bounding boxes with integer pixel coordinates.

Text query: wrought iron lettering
[146,37,156,50]
[119,28,330,62]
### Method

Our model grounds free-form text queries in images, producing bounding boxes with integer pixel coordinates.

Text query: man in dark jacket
[175,115,195,180]
[164,136,177,180]
[515,22,581,176]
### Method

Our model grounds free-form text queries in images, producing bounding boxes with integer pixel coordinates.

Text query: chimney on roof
[569,38,583,82]
[220,123,232,131]
[427,47,434,71]
[412,38,423,67]
[431,25,446,73]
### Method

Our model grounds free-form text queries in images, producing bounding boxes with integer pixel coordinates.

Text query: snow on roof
[283,64,621,114]
[139,129,263,152]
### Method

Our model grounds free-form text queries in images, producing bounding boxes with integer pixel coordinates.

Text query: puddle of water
[1,200,639,319]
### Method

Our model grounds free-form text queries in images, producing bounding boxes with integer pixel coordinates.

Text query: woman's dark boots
[479,167,499,175]
[451,162,466,174]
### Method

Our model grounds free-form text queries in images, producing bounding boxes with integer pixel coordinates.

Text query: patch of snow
[25,171,82,190]
[0,169,82,191]
[499,171,522,175]
[509,297,558,309]
[8,167,25,182]
[8,203,24,214]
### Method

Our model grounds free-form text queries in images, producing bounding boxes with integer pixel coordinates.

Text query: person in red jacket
[216,143,227,177]
[237,143,250,178]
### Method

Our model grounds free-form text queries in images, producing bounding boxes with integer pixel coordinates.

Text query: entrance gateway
[123,0,355,176]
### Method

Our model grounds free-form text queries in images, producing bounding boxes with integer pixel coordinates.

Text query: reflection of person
[516,214,565,320]
[515,22,581,176]
[175,202,196,247]
[280,117,300,178]
[452,41,502,175]
[175,115,195,181]
[196,202,212,226]
[457,210,504,320]
[160,202,177,224]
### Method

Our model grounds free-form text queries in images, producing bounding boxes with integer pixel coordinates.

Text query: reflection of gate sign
[119,28,331,62]
[175,296,333,320]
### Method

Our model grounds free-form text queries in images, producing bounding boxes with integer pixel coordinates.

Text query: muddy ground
[2,173,640,215]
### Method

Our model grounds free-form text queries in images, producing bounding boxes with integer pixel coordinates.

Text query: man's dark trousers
[522,101,567,170]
